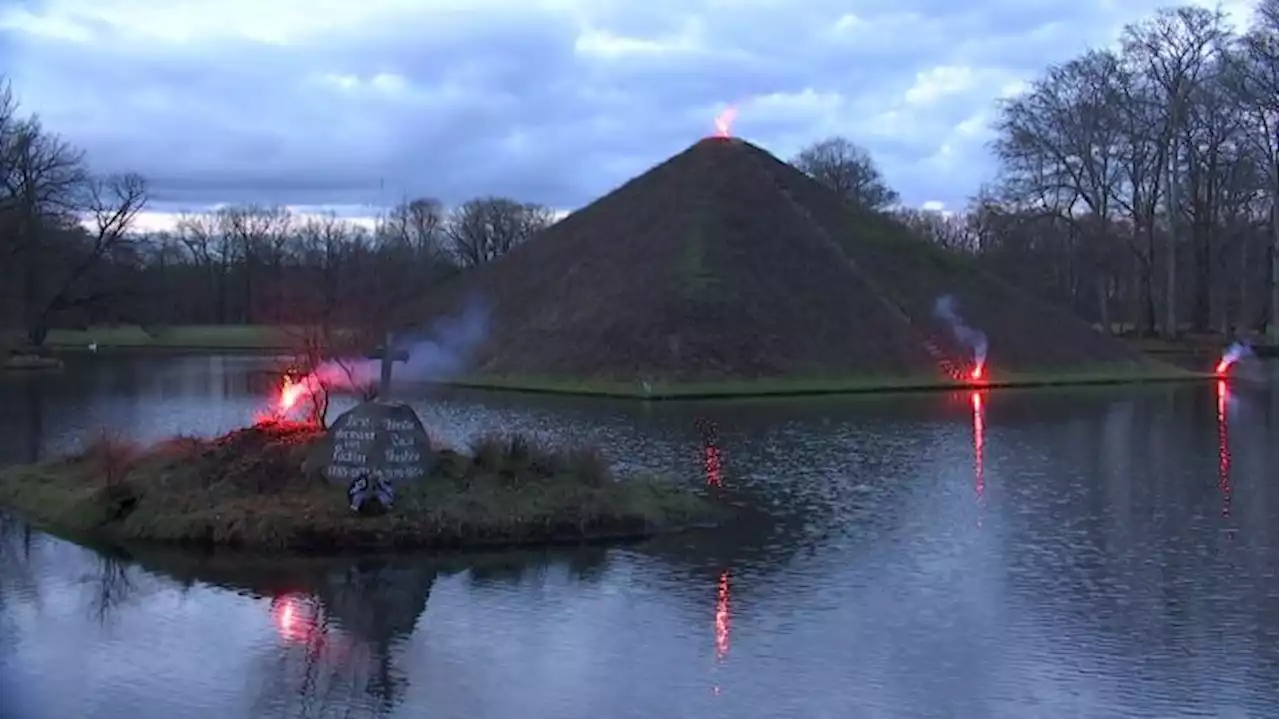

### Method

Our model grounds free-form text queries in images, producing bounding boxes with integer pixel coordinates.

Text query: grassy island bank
[441,363,1207,400]
[0,422,719,553]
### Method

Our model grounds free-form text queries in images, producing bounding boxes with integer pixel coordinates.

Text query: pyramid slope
[410,137,1151,384]
[744,147,1150,372]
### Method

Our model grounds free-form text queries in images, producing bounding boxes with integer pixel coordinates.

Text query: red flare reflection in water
[270,594,319,644]
[1216,380,1233,524]
[971,391,985,503]
[697,418,723,488]
[715,570,731,661]
[705,446,723,488]
[714,106,737,138]
[711,568,731,696]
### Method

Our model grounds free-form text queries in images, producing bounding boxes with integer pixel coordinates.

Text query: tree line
[796,3,1278,338]
[1,77,555,345]
[3,1,1276,347]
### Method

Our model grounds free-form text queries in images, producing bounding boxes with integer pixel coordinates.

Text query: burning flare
[1216,341,1252,376]
[279,375,307,412]
[933,295,988,383]
[714,106,737,138]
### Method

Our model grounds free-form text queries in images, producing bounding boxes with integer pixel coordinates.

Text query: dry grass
[0,422,719,553]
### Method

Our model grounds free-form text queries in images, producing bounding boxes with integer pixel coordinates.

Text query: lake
[1,355,1276,719]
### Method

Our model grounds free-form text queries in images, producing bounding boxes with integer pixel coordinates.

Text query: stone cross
[365,331,409,400]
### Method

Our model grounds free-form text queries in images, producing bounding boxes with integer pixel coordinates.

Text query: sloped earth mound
[407,136,1170,385]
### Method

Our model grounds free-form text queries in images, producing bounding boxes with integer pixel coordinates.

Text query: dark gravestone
[321,401,436,510]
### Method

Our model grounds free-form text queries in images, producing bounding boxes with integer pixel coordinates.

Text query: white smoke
[312,295,491,392]
[933,294,988,367]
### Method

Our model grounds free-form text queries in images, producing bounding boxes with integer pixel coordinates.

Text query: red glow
[969,363,985,383]
[279,375,307,412]
[714,570,731,661]
[1216,380,1233,524]
[714,106,737,138]
[697,418,723,488]
[971,391,985,504]
[705,445,723,488]
[270,594,318,644]
[255,372,323,425]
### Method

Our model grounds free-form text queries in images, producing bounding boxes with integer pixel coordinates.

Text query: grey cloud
[4,0,1187,213]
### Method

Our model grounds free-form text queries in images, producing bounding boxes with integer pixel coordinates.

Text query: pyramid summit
[411,137,1160,390]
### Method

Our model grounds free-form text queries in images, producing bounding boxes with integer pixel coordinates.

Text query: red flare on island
[1215,357,1230,375]
[279,375,308,412]
[970,363,984,381]
[714,106,737,138]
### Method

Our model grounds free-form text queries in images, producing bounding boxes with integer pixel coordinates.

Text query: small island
[2,350,65,371]
[0,418,720,553]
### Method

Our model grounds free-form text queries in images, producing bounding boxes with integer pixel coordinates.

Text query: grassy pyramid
[414,136,1159,388]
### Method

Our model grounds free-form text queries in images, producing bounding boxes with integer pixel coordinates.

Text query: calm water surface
[0,355,1276,719]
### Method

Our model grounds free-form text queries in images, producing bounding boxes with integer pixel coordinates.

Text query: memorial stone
[321,401,436,510]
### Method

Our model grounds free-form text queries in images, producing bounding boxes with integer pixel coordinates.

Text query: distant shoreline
[2,324,294,354]
[437,366,1212,401]
[4,324,1249,398]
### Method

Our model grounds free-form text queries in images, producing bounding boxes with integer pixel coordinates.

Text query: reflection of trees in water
[464,547,610,589]
[0,379,47,465]
[24,380,44,464]
[84,549,138,627]
[0,514,44,626]
[994,384,1277,676]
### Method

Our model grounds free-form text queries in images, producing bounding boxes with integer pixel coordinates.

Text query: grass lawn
[2,324,295,351]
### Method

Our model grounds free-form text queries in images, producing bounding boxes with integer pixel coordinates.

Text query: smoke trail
[311,295,491,392]
[1215,340,1253,374]
[933,294,989,369]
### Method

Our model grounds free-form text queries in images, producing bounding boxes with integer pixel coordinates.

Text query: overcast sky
[0,0,1253,227]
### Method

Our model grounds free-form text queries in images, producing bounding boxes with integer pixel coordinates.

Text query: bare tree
[895,208,975,252]
[993,49,1143,330]
[790,137,900,210]
[0,85,150,345]
[444,196,554,268]
[1223,0,1280,332]
[1121,6,1231,336]
[379,196,448,263]
[27,172,150,337]
[217,204,292,323]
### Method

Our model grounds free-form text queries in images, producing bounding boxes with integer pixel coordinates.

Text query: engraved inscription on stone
[322,401,436,486]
